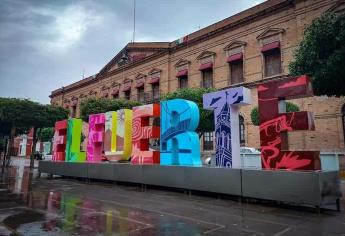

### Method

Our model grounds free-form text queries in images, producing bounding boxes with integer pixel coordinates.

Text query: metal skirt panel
[39,161,88,178]
[241,169,321,205]
[38,161,340,208]
[184,167,241,195]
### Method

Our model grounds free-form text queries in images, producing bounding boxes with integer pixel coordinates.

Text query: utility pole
[133,0,136,42]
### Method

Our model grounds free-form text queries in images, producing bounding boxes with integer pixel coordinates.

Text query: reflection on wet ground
[0,164,344,235]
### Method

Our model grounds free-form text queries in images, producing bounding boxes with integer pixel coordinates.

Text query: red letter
[258,75,320,170]
[131,104,160,164]
[53,120,67,161]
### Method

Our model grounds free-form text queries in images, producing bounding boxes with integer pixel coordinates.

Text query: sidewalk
[0,165,344,235]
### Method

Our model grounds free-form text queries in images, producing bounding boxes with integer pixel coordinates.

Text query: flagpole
[133,0,136,42]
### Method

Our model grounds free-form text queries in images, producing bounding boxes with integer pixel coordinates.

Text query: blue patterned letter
[160,99,201,166]
[203,87,251,168]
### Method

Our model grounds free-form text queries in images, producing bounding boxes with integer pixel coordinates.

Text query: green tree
[0,138,5,153]
[0,98,69,167]
[162,88,216,135]
[80,98,142,122]
[0,98,35,137]
[289,12,345,97]
[250,102,299,126]
[37,127,54,142]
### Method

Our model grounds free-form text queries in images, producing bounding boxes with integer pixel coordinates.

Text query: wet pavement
[0,160,344,235]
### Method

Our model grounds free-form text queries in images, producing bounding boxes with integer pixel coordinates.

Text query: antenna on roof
[82,68,85,79]
[132,0,136,42]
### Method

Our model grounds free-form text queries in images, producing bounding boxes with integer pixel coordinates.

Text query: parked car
[240,147,260,154]
[205,157,212,165]
[44,154,52,161]
[205,147,260,165]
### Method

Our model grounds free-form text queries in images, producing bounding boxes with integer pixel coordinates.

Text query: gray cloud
[0,0,264,104]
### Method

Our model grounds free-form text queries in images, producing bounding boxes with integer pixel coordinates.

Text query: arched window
[202,132,214,151]
[342,105,345,145]
[239,115,245,146]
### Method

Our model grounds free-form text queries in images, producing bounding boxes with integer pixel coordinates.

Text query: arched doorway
[239,115,245,146]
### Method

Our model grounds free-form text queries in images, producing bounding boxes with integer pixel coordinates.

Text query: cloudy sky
[0,0,264,104]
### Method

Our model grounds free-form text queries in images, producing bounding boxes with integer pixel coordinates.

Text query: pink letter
[87,113,105,162]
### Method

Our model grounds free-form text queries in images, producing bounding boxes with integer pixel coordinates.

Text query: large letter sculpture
[160,99,201,166]
[131,104,160,164]
[53,120,68,161]
[66,119,86,162]
[258,75,320,170]
[87,113,105,162]
[203,87,251,168]
[104,109,133,161]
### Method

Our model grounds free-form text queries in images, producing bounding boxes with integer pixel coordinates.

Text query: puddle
[0,165,213,235]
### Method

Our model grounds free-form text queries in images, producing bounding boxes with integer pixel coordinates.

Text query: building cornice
[50,0,295,99]
[170,0,294,53]
[50,75,98,97]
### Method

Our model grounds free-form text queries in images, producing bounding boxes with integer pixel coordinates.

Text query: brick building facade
[50,0,345,152]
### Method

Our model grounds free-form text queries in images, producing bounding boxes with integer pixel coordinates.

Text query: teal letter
[160,99,201,166]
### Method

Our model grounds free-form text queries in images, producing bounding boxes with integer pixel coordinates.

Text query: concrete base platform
[38,161,341,210]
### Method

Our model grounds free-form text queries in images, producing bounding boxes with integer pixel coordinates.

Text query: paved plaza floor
[0,158,344,235]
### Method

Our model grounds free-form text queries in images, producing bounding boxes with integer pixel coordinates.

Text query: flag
[175,35,189,45]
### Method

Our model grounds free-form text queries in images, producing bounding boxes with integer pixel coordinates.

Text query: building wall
[51,0,345,152]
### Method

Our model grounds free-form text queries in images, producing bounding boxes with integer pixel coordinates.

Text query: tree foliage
[0,98,69,134]
[289,12,345,96]
[0,98,34,136]
[37,127,54,142]
[0,97,69,166]
[250,102,299,126]
[80,98,142,122]
[0,138,5,152]
[162,88,216,134]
